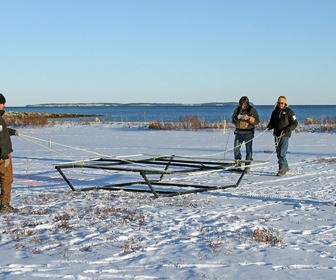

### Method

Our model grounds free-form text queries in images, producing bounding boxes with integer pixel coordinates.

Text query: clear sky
[1,0,335,106]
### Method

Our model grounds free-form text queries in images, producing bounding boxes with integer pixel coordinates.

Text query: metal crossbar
[55,155,250,198]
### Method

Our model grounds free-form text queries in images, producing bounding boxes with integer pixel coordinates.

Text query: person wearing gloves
[0,93,19,213]
[231,96,260,172]
[267,96,298,176]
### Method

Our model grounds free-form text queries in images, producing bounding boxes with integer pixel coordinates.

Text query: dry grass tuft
[4,113,48,127]
[314,157,336,163]
[207,236,226,254]
[4,112,97,127]
[149,115,229,130]
[248,227,283,246]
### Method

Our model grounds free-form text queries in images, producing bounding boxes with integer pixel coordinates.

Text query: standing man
[267,96,298,176]
[0,93,19,213]
[231,96,260,172]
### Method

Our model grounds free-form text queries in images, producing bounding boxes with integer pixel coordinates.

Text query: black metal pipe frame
[54,156,249,198]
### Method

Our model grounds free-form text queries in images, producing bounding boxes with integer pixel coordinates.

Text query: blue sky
[1,0,335,106]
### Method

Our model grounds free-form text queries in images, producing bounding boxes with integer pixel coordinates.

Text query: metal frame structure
[55,155,249,198]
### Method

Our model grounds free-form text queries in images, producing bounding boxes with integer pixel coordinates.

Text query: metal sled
[54,155,251,198]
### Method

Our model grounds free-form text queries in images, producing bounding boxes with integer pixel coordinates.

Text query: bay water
[7,105,336,123]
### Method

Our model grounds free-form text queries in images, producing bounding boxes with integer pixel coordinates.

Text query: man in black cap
[231,96,260,172]
[0,93,19,213]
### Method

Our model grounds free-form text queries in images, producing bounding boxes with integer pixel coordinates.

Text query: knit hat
[0,93,6,104]
[276,96,287,106]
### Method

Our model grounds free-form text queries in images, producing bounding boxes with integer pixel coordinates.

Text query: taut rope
[18,128,280,172]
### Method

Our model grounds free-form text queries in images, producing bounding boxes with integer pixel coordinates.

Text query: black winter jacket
[267,106,298,137]
[0,110,16,160]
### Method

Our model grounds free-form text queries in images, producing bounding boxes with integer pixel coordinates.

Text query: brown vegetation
[295,117,336,133]
[248,227,283,246]
[149,115,229,130]
[314,157,336,163]
[148,115,335,132]
[4,112,48,127]
[3,112,336,132]
[4,112,96,127]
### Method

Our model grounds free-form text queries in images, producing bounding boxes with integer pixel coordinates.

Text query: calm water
[7,105,336,123]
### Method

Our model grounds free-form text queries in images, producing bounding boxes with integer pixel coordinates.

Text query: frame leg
[55,167,76,191]
[159,155,175,181]
[140,171,159,198]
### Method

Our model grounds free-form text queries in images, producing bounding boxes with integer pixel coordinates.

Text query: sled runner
[55,155,266,198]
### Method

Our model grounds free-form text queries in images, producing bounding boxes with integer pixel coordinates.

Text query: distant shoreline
[18,103,333,107]
[5,104,335,123]
[25,102,238,107]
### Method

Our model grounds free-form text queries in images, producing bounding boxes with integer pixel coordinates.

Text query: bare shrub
[148,121,164,130]
[296,116,336,133]
[4,112,98,127]
[207,236,225,254]
[178,115,204,130]
[122,236,142,253]
[315,157,336,163]
[32,248,41,254]
[304,118,320,125]
[4,113,49,127]
[54,214,74,231]
[248,227,283,246]
[321,117,336,125]
[149,115,224,130]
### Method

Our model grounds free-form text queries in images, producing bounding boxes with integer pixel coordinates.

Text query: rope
[223,127,231,159]
[18,128,279,173]
[19,134,77,160]
[274,131,285,149]
[180,128,270,159]
[227,128,269,154]
[264,131,285,162]
[19,134,111,159]
[18,134,172,172]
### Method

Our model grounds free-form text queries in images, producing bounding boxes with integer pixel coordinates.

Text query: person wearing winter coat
[267,96,298,176]
[0,93,19,213]
[231,96,260,172]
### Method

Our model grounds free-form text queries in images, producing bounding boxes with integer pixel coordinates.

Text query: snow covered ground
[1,122,335,279]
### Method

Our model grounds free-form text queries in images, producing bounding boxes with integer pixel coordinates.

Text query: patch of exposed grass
[4,113,48,127]
[149,115,229,130]
[248,227,283,246]
[149,115,336,132]
[314,157,336,163]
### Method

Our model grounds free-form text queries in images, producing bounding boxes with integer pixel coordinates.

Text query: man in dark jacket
[231,96,260,172]
[267,96,298,176]
[0,93,19,213]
